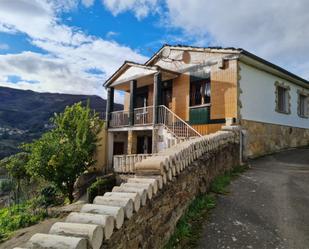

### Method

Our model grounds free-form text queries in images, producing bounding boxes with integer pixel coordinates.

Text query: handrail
[157,105,202,138]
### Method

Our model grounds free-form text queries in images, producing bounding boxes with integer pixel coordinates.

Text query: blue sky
[0,0,308,103]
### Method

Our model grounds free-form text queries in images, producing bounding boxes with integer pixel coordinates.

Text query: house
[103,45,309,171]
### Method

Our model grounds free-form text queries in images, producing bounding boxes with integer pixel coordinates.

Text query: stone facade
[104,142,239,249]
[127,130,137,154]
[241,119,309,158]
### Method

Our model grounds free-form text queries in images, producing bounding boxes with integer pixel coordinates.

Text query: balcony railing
[157,105,201,138]
[110,110,129,127]
[109,105,201,138]
[113,154,152,173]
[134,106,153,126]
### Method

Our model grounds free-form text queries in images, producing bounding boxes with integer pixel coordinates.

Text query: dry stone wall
[14,127,240,249]
[241,119,309,158]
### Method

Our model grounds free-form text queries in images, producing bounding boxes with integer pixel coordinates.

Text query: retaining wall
[105,141,239,249]
[14,128,240,249]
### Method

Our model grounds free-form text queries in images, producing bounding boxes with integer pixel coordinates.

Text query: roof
[104,60,179,87]
[104,44,309,88]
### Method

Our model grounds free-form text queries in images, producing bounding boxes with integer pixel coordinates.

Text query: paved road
[198,148,309,249]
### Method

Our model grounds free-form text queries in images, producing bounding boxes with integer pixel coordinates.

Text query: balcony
[109,106,153,128]
[109,105,201,138]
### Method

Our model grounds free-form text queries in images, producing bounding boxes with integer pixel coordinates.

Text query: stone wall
[104,142,239,249]
[14,129,240,249]
[241,119,309,158]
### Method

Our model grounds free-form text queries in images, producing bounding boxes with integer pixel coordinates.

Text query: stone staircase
[14,127,239,249]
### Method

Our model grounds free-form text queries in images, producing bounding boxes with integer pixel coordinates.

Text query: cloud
[101,0,309,79]
[81,0,95,8]
[102,0,160,20]
[106,31,119,39]
[163,0,309,79]
[0,0,147,103]
[0,43,9,50]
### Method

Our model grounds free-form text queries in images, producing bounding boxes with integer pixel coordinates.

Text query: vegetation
[87,176,116,203]
[24,102,103,203]
[0,201,47,242]
[0,86,122,160]
[210,165,248,194]
[0,101,105,242]
[164,164,249,249]
[0,153,31,204]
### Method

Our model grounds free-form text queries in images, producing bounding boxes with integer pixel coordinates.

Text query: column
[153,72,162,124]
[106,87,114,128]
[129,80,137,126]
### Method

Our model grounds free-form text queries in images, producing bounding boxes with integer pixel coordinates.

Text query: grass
[164,164,248,249]
[0,201,47,242]
[210,164,248,194]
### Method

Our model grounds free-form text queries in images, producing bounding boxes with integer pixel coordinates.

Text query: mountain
[0,86,123,159]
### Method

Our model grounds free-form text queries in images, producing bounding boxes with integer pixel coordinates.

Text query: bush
[0,201,46,242]
[39,185,58,208]
[0,179,13,193]
[87,176,116,203]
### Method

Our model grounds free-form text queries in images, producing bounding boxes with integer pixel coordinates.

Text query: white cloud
[101,0,309,79]
[164,0,309,79]
[0,43,9,50]
[102,0,159,20]
[106,31,119,39]
[0,0,147,103]
[81,0,95,7]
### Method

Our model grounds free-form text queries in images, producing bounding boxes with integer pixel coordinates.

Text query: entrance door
[161,80,173,109]
[113,142,124,155]
[136,136,152,154]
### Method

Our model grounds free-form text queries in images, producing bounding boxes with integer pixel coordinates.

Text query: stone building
[103,45,309,170]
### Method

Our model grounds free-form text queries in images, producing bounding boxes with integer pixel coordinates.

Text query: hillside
[0,86,122,159]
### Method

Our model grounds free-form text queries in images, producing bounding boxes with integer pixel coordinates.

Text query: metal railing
[113,154,152,173]
[157,105,202,138]
[110,110,129,127]
[109,105,202,139]
[134,106,153,126]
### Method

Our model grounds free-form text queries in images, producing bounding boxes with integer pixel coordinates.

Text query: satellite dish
[182,51,191,64]
[161,47,171,58]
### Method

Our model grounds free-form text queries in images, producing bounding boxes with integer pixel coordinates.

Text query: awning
[104,61,179,91]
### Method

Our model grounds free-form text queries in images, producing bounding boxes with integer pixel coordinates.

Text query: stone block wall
[104,142,239,249]
[14,129,240,249]
[241,119,309,158]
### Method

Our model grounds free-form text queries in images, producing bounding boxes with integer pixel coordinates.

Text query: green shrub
[40,185,58,208]
[87,177,116,203]
[0,179,13,193]
[0,201,47,242]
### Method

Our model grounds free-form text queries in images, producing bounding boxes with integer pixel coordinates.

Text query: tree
[24,102,103,203]
[0,152,30,204]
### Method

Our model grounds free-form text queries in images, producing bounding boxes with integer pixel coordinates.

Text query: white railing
[134,106,153,126]
[109,105,201,139]
[157,105,201,138]
[113,154,152,173]
[110,110,129,127]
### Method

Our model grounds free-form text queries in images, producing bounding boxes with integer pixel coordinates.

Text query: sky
[0,0,308,103]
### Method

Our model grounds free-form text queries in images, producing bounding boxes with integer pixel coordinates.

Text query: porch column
[129,80,137,126]
[153,72,162,124]
[106,87,114,128]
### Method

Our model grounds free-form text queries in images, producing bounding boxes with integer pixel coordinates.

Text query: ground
[197,148,309,249]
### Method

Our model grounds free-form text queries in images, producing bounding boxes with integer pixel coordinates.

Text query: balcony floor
[108,125,154,132]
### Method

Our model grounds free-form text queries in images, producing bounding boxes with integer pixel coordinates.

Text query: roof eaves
[239,49,309,86]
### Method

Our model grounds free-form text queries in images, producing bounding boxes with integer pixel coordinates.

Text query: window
[190,80,211,106]
[275,82,290,114]
[277,86,287,113]
[298,94,308,118]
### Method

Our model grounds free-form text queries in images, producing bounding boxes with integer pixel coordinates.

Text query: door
[113,142,124,155]
[161,80,173,109]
